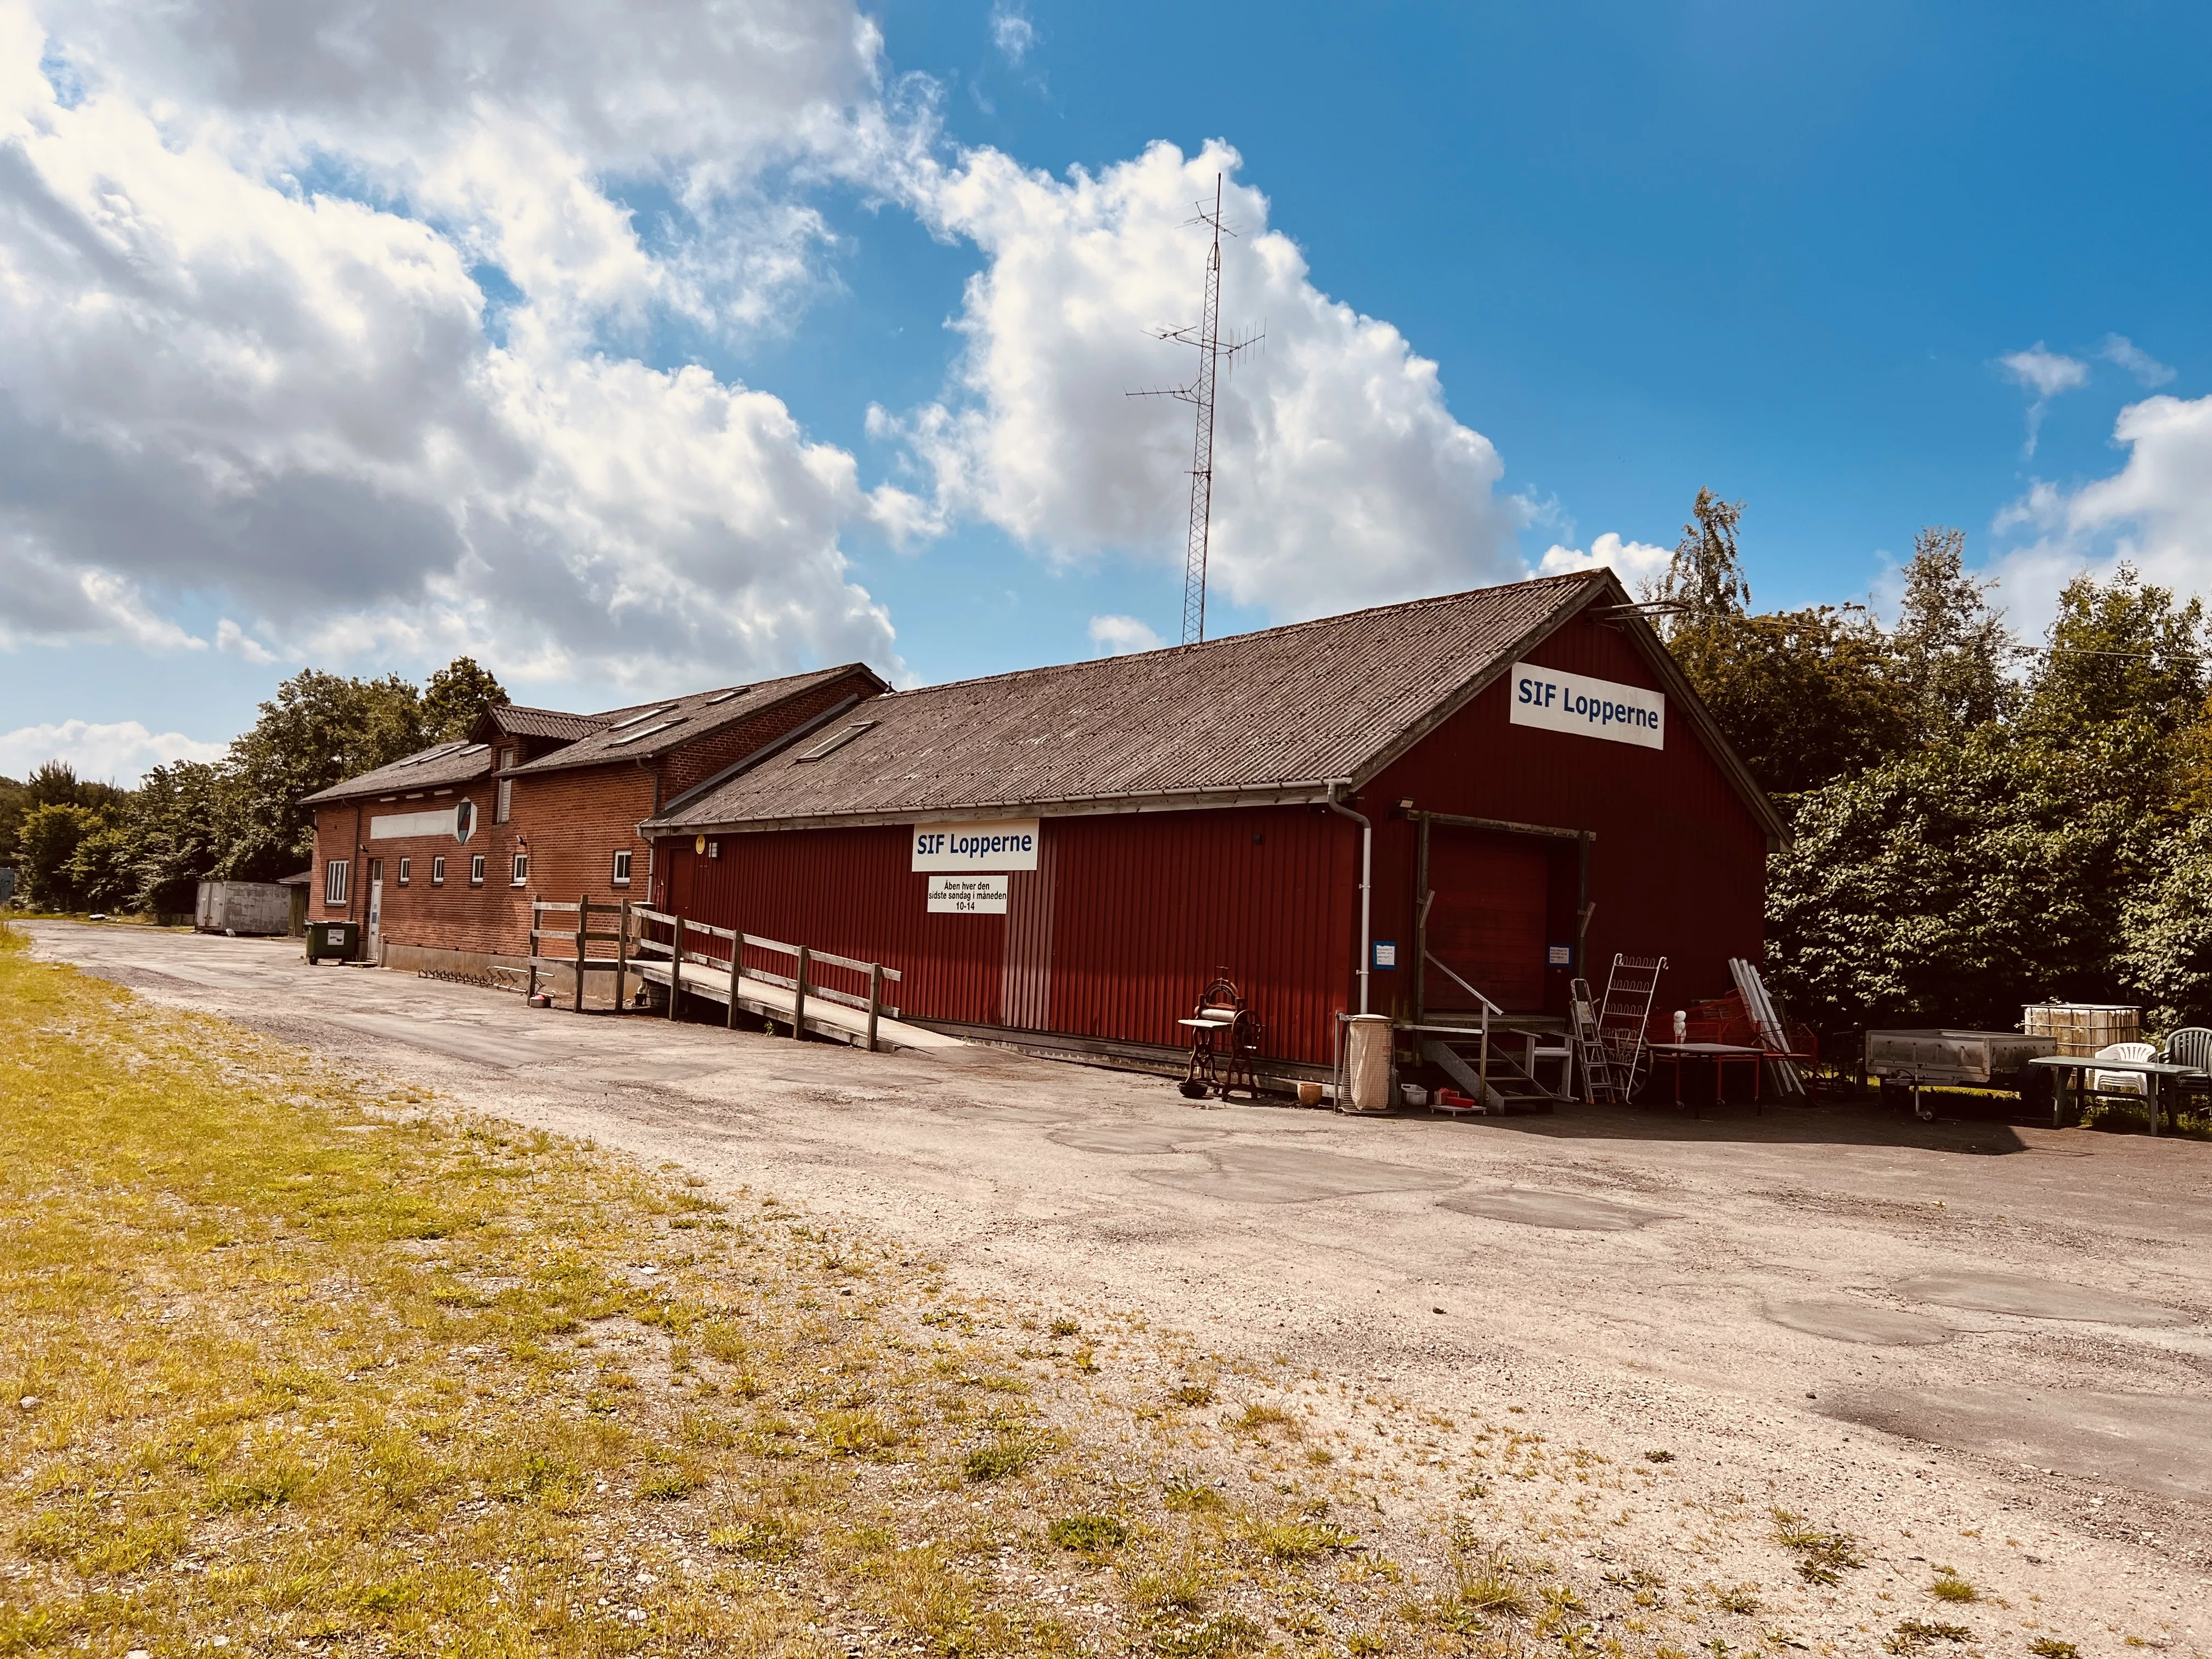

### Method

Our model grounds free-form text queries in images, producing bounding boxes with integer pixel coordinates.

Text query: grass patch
[963,1427,1049,1481]
[1887,1618,1974,1653]
[1928,1566,1978,1603]
[1246,1516,1359,1561]
[1047,1513,1128,1552]
[1771,1506,1866,1585]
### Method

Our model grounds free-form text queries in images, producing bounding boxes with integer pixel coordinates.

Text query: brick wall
[659,670,879,799]
[312,791,526,957]
[301,669,881,963]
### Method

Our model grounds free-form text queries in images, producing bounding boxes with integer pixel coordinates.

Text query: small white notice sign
[927,874,1009,915]
[1507,661,1664,750]
[912,820,1040,872]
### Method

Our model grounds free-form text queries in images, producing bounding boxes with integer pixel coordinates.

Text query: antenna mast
[1130,174,1261,644]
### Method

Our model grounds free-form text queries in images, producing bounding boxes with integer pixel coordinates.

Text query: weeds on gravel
[2028,1639,2080,1659]
[1886,1618,1974,1652]
[1928,1566,1978,1603]
[1770,1506,1866,1585]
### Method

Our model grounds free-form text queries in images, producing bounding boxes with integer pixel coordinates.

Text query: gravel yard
[30,920,2212,1652]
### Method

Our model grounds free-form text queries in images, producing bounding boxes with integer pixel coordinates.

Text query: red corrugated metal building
[644,572,1786,1073]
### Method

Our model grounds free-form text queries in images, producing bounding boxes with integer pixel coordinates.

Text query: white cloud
[215,619,280,664]
[0,0,906,692]
[1088,613,1163,656]
[1997,342,2090,457]
[0,719,225,786]
[885,140,1522,623]
[1537,533,1671,590]
[2098,334,2176,389]
[1989,392,2212,632]
[989,3,1037,65]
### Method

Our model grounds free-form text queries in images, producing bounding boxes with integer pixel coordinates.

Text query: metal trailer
[1864,1028,2057,1121]
[194,879,295,936]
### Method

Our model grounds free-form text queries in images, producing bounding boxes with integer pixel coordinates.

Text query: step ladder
[1569,977,1616,1103]
[1598,953,1666,1104]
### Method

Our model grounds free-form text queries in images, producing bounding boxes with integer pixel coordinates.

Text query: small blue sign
[1373,940,1398,969]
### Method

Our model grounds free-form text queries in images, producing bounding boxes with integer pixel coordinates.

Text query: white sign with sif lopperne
[1507,662,1664,750]
[911,820,1040,872]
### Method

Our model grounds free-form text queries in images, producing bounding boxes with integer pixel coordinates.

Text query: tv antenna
[1128,174,1262,644]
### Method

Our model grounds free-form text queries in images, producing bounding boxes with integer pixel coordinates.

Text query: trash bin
[1344,1014,1394,1114]
[306,920,360,963]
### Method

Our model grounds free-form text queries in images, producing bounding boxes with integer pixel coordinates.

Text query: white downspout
[1325,781,1372,1015]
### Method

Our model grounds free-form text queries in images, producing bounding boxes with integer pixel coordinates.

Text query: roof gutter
[643,775,1345,837]
[1324,780,1372,1017]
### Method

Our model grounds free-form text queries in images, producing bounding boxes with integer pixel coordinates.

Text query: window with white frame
[611,848,633,886]
[324,860,350,905]
[397,856,411,886]
[511,852,529,887]
[431,856,446,887]
[469,854,486,887]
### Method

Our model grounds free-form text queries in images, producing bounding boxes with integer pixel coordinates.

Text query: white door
[366,870,383,964]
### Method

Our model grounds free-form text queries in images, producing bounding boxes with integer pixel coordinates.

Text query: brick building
[302,665,884,984]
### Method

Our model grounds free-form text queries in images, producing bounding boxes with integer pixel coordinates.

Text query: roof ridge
[867,571,1609,704]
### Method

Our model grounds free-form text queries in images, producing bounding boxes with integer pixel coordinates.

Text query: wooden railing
[526,896,637,1012]
[627,905,902,1053]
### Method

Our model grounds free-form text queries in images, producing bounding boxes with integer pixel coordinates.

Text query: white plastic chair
[2092,1041,2156,1096]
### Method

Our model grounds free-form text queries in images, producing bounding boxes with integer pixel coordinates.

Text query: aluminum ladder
[1568,977,1616,1103]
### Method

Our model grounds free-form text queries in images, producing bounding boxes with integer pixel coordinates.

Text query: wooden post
[668,910,684,1022]
[792,945,809,1040]
[574,894,589,1014]
[616,899,630,1012]
[725,925,741,1030]
[867,962,882,1053]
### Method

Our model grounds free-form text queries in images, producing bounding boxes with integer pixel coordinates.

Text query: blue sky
[4,0,2209,781]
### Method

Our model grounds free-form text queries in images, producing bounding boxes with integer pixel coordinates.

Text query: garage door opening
[1413,813,1589,1019]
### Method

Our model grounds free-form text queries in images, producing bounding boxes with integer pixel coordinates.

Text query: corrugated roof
[486,706,608,742]
[507,665,883,776]
[651,573,1618,832]
[300,740,498,804]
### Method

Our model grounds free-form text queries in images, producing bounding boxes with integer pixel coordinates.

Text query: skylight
[702,687,749,706]
[607,704,676,731]
[608,719,684,747]
[795,720,876,762]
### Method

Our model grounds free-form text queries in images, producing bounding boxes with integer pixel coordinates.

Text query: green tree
[1668,605,1920,797]
[1647,487,1751,629]
[65,818,141,913]
[1765,722,2166,1034]
[16,803,106,910]
[1891,526,2017,736]
[421,656,510,741]
[128,760,237,913]
[2120,815,2212,1029]
[221,671,429,881]
[0,775,24,866]
[2023,563,2207,744]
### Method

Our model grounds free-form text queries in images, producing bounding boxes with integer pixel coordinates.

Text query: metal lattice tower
[1130,175,1261,645]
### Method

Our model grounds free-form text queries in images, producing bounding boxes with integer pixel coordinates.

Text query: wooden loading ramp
[628,955,963,1053]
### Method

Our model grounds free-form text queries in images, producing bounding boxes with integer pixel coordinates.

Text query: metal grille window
[511,852,529,887]
[431,856,446,887]
[611,849,632,887]
[324,860,350,905]
[397,857,410,886]
[469,854,486,887]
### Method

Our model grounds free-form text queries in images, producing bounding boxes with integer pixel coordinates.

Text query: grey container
[195,880,294,936]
